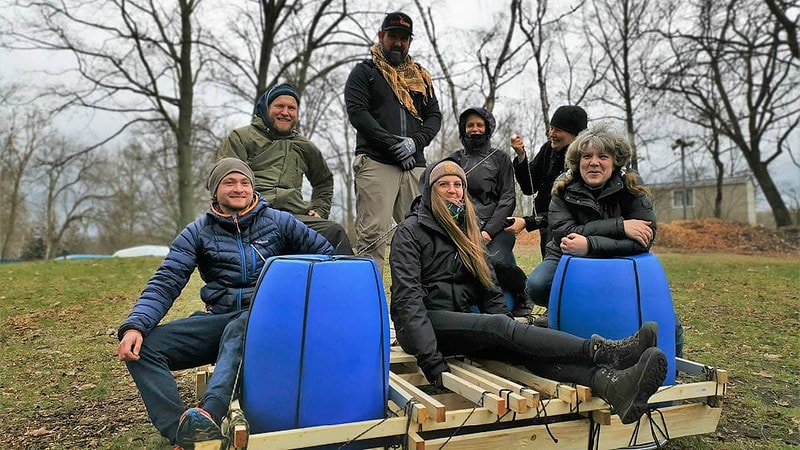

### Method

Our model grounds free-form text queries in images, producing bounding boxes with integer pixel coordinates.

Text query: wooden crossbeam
[389,379,428,423]
[389,372,447,422]
[448,362,527,413]
[471,358,592,403]
[451,360,540,409]
[440,372,506,416]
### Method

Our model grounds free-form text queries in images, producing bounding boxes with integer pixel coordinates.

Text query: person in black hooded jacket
[448,106,532,317]
[389,158,668,425]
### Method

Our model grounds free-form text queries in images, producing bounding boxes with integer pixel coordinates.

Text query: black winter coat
[513,141,567,229]
[390,174,508,381]
[545,171,656,260]
[449,107,516,238]
[344,60,442,168]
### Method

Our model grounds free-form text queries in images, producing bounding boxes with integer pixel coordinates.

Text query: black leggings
[428,310,599,386]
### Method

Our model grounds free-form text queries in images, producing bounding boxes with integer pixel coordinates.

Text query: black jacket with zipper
[344,59,442,168]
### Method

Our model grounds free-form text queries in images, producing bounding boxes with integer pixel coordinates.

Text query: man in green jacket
[217,83,353,254]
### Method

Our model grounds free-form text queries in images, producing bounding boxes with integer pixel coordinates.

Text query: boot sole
[618,349,667,424]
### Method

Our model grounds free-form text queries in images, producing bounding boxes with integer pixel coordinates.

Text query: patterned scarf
[446,200,466,225]
[370,43,434,121]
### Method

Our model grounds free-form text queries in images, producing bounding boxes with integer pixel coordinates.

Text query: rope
[587,413,601,450]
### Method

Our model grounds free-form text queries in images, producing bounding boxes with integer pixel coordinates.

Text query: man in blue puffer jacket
[117,158,333,448]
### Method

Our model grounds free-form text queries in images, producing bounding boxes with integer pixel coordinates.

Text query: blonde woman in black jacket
[389,158,667,425]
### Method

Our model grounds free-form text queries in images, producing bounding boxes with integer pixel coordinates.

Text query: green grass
[0,250,798,449]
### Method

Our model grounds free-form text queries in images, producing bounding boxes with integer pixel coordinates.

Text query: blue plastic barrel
[241,255,390,433]
[547,253,676,385]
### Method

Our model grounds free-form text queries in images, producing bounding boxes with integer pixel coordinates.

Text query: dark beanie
[550,105,588,136]
[265,83,300,107]
[429,160,467,187]
[206,158,255,199]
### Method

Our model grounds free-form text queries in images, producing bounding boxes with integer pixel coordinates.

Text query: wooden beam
[245,416,409,449]
[451,360,540,409]
[472,359,591,403]
[389,372,447,422]
[389,380,428,423]
[448,362,527,413]
[440,372,506,416]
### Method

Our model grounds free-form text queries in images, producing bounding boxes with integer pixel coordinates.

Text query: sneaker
[175,407,223,448]
[592,346,667,424]
[590,321,658,370]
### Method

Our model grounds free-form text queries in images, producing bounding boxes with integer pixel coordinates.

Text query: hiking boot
[532,313,549,328]
[592,346,667,424]
[175,407,223,449]
[511,291,534,318]
[591,321,658,369]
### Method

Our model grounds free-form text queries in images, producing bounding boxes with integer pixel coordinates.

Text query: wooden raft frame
[194,346,726,450]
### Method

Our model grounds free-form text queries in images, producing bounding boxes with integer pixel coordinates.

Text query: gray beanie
[206,158,255,199]
[429,160,467,187]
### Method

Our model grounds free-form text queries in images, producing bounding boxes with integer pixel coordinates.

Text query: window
[672,189,694,208]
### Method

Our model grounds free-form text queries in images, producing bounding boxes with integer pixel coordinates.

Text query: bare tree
[0,111,41,259]
[658,0,799,226]
[582,0,665,170]
[208,0,372,109]
[33,139,108,259]
[517,0,588,130]
[2,0,210,230]
[414,0,460,122]
[764,0,799,59]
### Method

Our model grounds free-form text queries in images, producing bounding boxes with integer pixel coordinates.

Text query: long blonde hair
[553,121,651,197]
[430,187,494,287]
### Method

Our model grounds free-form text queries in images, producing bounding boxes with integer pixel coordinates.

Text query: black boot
[511,290,534,318]
[590,321,658,369]
[591,346,667,424]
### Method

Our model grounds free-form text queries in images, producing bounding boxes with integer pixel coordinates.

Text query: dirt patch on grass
[517,218,800,256]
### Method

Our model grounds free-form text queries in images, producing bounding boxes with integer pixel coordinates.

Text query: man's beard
[383,46,407,66]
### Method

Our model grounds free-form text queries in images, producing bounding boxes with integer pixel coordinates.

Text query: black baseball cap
[381,12,413,35]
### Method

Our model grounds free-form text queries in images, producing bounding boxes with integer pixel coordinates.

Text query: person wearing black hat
[344,11,442,272]
[218,83,354,254]
[116,158,333,448]
[507,105,589,259]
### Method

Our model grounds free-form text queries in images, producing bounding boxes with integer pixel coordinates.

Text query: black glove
[388,136,416,162]
[399,154,416,171]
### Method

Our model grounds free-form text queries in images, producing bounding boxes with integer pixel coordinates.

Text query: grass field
[0,247,798,449]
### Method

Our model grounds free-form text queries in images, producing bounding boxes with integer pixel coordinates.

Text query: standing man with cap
[218,83,354,254]
[116,157,333,448]
[506,105,588,258]
[344,11,442,272]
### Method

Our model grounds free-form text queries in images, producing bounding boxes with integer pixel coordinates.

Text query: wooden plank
[441,372,506,416]
[471,359,586,404]
[245,416,409,449]
[390,347,418,364]
[448,363,527,413]
[451,360,540,409]
[415,403,721,450]
[649,381,723,403]
[195,364,213,400]
[390,372,447,422]
[389,379,428,423]
[396,373,428,385]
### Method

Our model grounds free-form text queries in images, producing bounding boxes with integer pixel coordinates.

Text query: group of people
[116,11,671,449]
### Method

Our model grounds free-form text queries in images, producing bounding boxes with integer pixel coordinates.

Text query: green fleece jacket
[217,117,334,218]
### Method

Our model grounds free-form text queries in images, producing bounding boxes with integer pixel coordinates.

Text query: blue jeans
[125,310,248,444]
[526,257,560,307]
[427,310,598,386]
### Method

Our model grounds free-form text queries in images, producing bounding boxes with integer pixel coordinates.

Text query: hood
[458,107,496,150]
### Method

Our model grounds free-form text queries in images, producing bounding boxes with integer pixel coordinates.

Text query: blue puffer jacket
[118,197,333,339]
